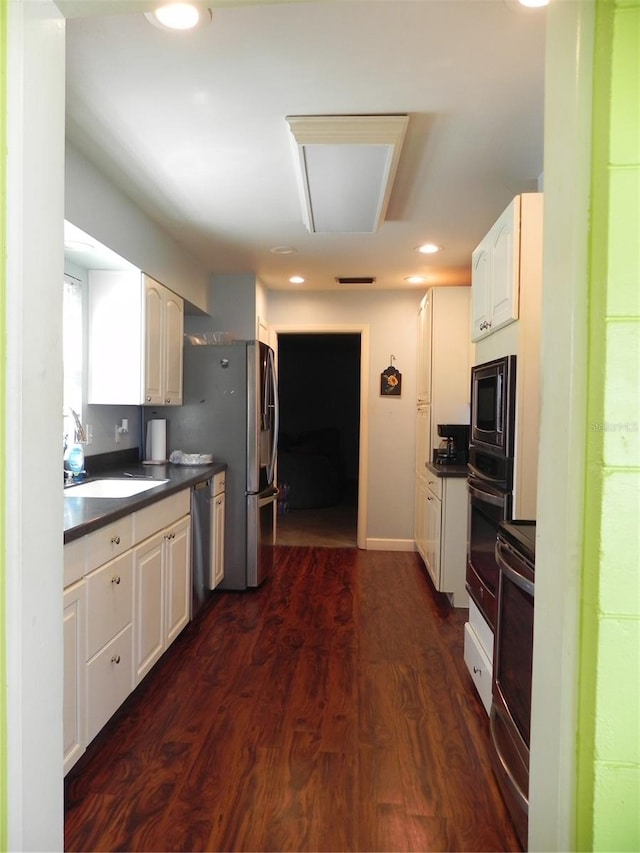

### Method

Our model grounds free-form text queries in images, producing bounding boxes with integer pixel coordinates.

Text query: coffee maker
[434,423,470,465]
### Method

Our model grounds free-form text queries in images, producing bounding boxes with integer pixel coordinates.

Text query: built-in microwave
[470,355,517,457]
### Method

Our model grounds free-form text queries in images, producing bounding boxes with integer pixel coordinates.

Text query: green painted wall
[579,0,640,849]
[0,0,7,845]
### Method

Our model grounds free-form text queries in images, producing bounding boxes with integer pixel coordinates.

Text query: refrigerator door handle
[266,346,279,487]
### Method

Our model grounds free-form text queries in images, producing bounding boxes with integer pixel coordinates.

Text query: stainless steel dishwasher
[191,479,213,618]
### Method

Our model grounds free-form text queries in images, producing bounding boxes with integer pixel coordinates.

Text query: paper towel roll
[146,419,167,462]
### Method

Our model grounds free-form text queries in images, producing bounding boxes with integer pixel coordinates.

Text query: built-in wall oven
[467,469,512,630]
[466,355,517,631]
[491,520,536,850]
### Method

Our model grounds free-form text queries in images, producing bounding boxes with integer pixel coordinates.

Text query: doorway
[276,332,361,547]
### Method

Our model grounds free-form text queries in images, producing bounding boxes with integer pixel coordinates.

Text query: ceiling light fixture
[417,243,440,255]
[145,3,210,31]
[289,276,305,284]
[518,0,549,7]
[405,276,426,285]
[286,115,409,234]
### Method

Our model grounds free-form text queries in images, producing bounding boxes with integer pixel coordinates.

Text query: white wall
[65,143,210,313]
[268,289,423,547]
[5,1,65,848]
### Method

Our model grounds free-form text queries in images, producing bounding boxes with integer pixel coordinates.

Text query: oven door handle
[496,542,535,596]
[490,709,529,813]
[468,482,506,507]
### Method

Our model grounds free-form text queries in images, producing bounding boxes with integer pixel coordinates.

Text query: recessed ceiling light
[417,243,440,255]
[145,3,210,31]
[518,0,548,6]
[289,276,305,284]
[270,245,297,255]
[405,276,426,285]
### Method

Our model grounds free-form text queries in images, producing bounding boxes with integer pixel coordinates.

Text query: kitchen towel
[146,419,167,463]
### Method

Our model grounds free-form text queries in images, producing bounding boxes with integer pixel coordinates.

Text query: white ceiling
[62,0,546,292]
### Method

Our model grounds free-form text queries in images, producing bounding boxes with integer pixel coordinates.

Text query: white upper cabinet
[88,270,184,405]
[416,291,433,405]
[143,275,184,405]
[471,196,521,341]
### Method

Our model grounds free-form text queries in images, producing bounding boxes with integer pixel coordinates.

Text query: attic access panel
[286,115,409,234]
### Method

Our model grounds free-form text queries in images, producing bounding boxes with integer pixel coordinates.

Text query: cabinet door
[85,551,134,660]
[471,242,492,342]
[133,531,164,684]
[415,405,431,476]
[163,290,184,405]
[414,478,427,562]
[424,491,442,589]
[165,515,191,646]
[63,580,85,774]
[144,276,164,405]
[416,292,432,403]
[87,270,143,404]
[490,198,520,333]
[210,492,225,589]
[85,625,133,743]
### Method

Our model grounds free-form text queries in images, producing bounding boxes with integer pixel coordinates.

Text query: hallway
[64,547,519,852]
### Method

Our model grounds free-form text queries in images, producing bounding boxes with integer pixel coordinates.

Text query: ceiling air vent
[336,276,376,286]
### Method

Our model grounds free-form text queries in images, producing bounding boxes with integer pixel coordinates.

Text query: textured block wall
[580,0,640,848]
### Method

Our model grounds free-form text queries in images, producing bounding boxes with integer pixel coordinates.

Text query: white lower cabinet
[84,550,134,742]
[134,513,191,685]
[63,579,86,774]
[63,487,192,773]
[210,471,226,590]
[418,474,468,607]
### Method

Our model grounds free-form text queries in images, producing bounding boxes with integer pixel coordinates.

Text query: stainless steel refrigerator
[163,339,278,590]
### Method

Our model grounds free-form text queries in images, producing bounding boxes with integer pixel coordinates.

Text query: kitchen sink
[64,478,169,499]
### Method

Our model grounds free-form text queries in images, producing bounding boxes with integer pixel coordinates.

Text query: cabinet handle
[216,498,223,506]
[111,655,121,665]
[165,397,171,404]
[473,665,482,675]
[111,536,121,545]
[111,575,121,585]
[146,396,152,402]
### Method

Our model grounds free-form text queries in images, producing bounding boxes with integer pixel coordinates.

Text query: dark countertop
[425,460,469,478]
[498,520,536,564]
[64,461,226,544]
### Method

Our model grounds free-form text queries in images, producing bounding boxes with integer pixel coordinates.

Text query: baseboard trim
[366,538,415,552]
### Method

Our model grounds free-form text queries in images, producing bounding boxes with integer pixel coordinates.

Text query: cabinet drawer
[464,622,493,715]
[469,598,494,661]
[212,471,226,497]
[86,624,133,743]
[425,473,443,499]
[84,517,133,574]
[85,551,134,660]
[134,490,190,543]
[64,537,86,588]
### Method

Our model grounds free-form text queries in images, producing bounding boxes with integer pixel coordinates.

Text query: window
[63,275,83,447]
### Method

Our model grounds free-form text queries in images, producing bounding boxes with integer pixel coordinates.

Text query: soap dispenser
[64,408,86,476]
[64,437,85,475]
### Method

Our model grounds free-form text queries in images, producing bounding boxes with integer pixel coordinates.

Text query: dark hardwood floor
[65,547,520,852]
